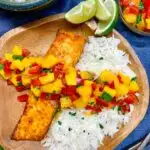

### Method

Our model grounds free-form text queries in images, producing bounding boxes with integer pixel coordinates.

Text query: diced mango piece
[22,57,32,68]
[4,53,13,62]
[41,55,59,68]
[84,80,93,86]
[73,98,88,108]
[103,86,116,97]
[60,97,72,108]
[22,75,31,86]
[39,73,54,85]
[35,56,43,65]
[146,18,150,30]
[100,70,115,82]
[65,67,77,85]
[129,81,139,92]
[11,60,24,71]
[12,46,22,55]
[41,79,63,93]
[118,72,130,86]
[31,86,41,97]
[10,74,18,86]
[80,71,94,80]
[116,84,129,97]
[123,14,137,24]
[77,85,92,98]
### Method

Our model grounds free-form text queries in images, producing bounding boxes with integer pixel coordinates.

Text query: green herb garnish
[99,123,104,129]
[139,1,144,10]
[136,14,142,24]
[68,127,72,131]
[0,64,4,70]
[131,77,137,81]
[81,117,84,120]
[89,101,95,106]
[101,92,112,102]
[41,68,52,73]
[58,121,62,125]
[99,57,103,60]
[113,106,121,112]
[69,112,76,116]
[0,145,4,150]
[13,55,24,61]
[18,82,23,86]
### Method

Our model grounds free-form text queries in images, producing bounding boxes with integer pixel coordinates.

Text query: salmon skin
[11,30,85,141]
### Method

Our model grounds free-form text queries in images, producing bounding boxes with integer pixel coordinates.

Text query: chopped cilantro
[69,112,76,116]
[76,85,82,88]
[41,68,52,73]
[18,82,23,86]
[58,121,62,125]
[113,106,121,112]
[83,130,85,133]
[13,55,24,61]
[139,1,144,10]
[89,101,95,106]
[68,127,72,131]
[81,117,84,120]
[136,14,142,24]
[131,77,137,81]
[99,57,103,60]
[0,64,4,70]
[99,123,104,129]
[101,92,112,102]
[0,145,4,150]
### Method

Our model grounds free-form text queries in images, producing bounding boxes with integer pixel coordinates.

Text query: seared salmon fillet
[12,93,55,141]
[47,29,85,66]
[11,30,85,141]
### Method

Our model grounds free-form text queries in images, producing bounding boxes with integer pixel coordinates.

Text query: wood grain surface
[0,13,149,150]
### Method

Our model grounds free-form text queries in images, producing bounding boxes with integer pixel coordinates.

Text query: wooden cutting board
[0,13,149,150]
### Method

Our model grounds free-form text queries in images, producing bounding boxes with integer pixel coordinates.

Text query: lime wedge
[95,0,118,36]
[65,0,96,24]
[95,0,111,21]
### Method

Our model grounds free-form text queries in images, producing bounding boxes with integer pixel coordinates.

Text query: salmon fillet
[12,93,55,141]
[11,30,85,141]
[47,29,85,66]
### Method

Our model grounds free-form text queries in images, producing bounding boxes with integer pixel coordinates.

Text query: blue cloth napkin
[0,0,150,149]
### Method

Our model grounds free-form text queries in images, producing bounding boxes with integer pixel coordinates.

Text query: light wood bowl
[0,13,149,150]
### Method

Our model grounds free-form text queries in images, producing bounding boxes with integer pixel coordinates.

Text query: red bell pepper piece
[28,65,42,75]
[124,93,138,104]
[120,0,130,7]
[121,104,130,112]
[108,81,115,89]
[7,79,13,85]
[146,7,150,18]
[3,60,11,75]
[70,94,80,101]
[17,94,29,102]
[91,83,97,90]
[50,94,60,100]
[96,98,109,107]
[40,92,47,100]
[31,78,41,86]
[61,85,76,96]
[99,84,104,91]
[16,76,22,81]
[16,85,26,92]
[53,63,64,78]
[15,69,21,74]
[22,48,30,57]
[123,6,139,15]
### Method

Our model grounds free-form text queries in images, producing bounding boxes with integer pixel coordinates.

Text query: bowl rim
[0,0,54,11]
[117,0,150,36]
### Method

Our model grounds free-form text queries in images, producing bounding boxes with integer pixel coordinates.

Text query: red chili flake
[122,104,130,113]
[31,78,41,86]
[16,86,26,92]
[7,79,13,85]
[61,85,76,96]
[15,69,21,74]
[50,94,60,101]
[22,48,30,57]
[17,94,29,102]
[99,84,104,91]
[16,76,22,81]
[91,83,97,90]
[108,81,115,89]
[40,92,47,100]
[96,98,108,107]
[3,60,11,75]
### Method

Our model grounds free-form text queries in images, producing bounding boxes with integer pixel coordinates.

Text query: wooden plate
[0,13,149,150]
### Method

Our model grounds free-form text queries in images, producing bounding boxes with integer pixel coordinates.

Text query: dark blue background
[0,0,150,149]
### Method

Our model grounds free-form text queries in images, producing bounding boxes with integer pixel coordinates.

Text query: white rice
[76,36,136,78]
[41,106,134,150]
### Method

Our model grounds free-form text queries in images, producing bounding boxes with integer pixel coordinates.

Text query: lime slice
[95,0,118,36]
[95,0,111,21]
[65,0,96,24]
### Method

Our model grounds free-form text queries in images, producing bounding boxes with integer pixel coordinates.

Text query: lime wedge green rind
[95,0,118,36]
[65,0,96,24]
[95,0,111,21]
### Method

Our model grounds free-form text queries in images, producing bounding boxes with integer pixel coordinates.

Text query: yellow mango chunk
[65,67,77,85]
[146,18,150,30]
[22,75,31,86]
[136,15,145,30]
[41,55,59,68]
[35,56,43,65]
[60,97,72,108]
[4,53,13,62]
[100,70,115,82]
[39,73,54,85]
[10,74,18,86]
[123,14,137,24]
[77,85,92,98]
[129,81,139,92]
[116,84,129,97]
[73,98,88,108]
[12,46,22,55]
[11,60,24,71]
[103,86,116,97]
[80,71,94,80]
[31,86,41,97]
[41,79,63,93]
[22,57,32,68]
[84,80,93,86]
